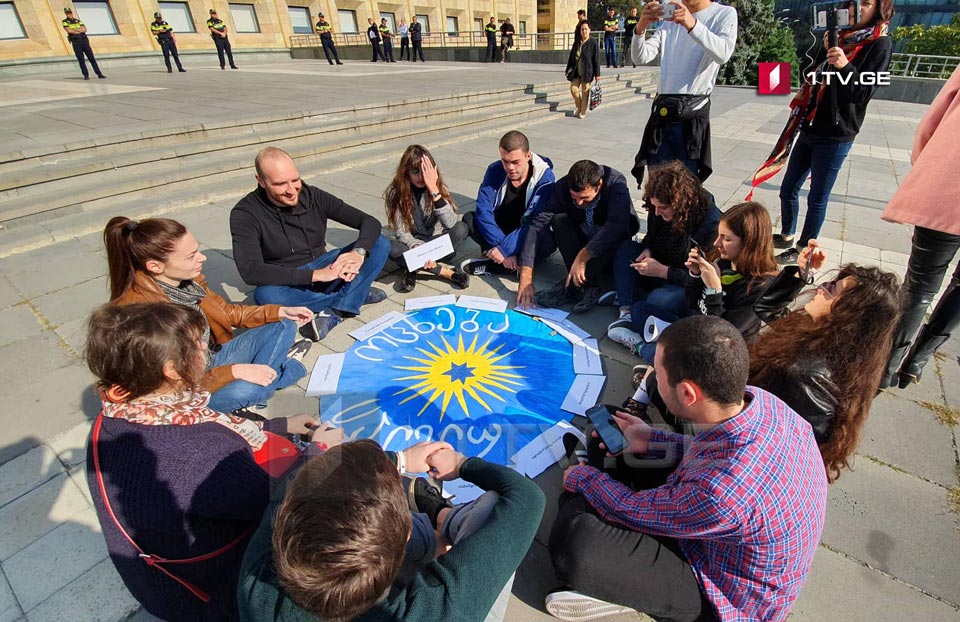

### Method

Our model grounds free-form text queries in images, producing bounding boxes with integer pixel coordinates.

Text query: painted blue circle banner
[321,306,577,465]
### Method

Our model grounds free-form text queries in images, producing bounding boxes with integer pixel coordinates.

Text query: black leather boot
[880,344,910,389]
[898,327,950,388]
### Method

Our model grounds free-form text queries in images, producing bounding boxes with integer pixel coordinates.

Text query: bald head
[255,147,302,208]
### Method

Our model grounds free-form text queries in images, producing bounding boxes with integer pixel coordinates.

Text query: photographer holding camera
[629,0,739,188]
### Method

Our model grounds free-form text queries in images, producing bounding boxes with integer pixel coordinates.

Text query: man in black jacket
[230,148,389,336]
[409,16,425,62]
[367,17,387,62]
[517,160,637,313]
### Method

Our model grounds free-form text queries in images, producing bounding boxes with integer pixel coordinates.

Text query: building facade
[0,0,581,62]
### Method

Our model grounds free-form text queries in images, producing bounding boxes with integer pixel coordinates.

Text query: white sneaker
[606,313,631,332]
[545,590,636,621]
[607,321,643,355]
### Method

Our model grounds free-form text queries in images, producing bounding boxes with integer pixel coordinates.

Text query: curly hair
[749,264,899,482]
[383,145,455,233]
[642,161,712,234]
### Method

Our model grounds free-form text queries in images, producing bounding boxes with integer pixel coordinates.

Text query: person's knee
[647,286,682,309]
[551,513,598,584]
[450,221,469,246]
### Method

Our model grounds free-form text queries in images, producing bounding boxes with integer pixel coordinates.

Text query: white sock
[631,376,651,404]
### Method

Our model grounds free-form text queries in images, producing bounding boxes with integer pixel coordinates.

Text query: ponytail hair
[103,217,188,301]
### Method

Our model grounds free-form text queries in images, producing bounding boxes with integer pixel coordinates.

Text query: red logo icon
[758,62,791,95]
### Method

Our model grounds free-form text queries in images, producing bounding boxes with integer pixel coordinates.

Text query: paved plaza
[0,59,958,622]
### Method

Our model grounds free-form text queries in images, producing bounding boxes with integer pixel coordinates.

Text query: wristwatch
[354,248,367,258]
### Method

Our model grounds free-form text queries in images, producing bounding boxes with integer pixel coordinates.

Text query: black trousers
[399,37,409,59]
[412,40,425,62]
[159,39,184,71]
[213,36,235,68]
[321,37,340,64]
[485,39,497,61]
[550,213,617,288]
[383,38,395,62]
[548,435,716,622]
[71,40,102,78]
[892,226,960,353]
[370,40,386,61]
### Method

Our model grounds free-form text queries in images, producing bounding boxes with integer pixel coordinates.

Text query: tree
[718,0,799,86]
[893,14,960,58]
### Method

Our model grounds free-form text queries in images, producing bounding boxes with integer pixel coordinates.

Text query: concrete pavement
[0,58,957,622]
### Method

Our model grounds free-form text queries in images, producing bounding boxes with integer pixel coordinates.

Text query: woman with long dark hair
[84,302,331,621]
[749,0,894,263]
[565,20,600,120]
[384,144,470,293]
[103,216,314,414]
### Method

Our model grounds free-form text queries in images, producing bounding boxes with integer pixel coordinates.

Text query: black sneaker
[286,339,312,361]
[773,234,795,249]
[298,316,321,342]
[401,475,452,528]
[597,290,618,307]
[450,269,470,289]
[562,433,588,468]
[572,287,602,314]
[314,310,342,340]
[364,287,387,305]
[776,247,800,265]
[460,258,493,276]
[535,281,576,308]
[397,269,417,293]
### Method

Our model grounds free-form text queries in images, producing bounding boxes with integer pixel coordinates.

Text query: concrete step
[0,73,656,257]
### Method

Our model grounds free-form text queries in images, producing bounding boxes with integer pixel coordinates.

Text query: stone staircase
[0,70,656,257]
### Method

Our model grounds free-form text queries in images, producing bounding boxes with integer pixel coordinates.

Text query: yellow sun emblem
[392,334,525,421]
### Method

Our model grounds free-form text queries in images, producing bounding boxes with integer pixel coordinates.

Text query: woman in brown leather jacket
[104,216,315,414]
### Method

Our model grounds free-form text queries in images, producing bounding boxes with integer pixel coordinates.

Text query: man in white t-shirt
[629,0,738,187]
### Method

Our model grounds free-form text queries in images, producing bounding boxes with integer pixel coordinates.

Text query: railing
[889,53,959,79]
[290,29,652,53]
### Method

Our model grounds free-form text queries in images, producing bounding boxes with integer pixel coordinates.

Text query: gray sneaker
[535,281,576,308]
[572,287,602,313]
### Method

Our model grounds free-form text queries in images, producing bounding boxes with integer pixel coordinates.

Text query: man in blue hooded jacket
[462,131,556,276]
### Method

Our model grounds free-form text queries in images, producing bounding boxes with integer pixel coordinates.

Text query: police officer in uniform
[207,9,238,70]
[603,7,618,68]
[61,7,105,80]
[366,17,386,62]
[379,18,396,62]
[314,13,342,65]
[621,6,639,67]
[484,17,498,62]
[151,11,186,73]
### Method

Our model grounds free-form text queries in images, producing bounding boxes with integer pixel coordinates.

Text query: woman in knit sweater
[383,145,470,293]
[84,302,329,621]
[104,216,315,414]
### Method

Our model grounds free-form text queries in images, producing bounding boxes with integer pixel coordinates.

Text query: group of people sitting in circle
[82,125,927,622]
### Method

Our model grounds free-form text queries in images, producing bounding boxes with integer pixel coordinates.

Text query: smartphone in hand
[586,404,626,455]
[661,3,678,19]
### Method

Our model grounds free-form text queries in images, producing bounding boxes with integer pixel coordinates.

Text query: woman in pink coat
[881,64,960,388]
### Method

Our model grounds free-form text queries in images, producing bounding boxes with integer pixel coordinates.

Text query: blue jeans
[779,132,853,246]
[207,319,305,413]
[649,123,698,176]
[604,36,617,67]
[254,236,390,314]
[613,240,689,317]
[630,300,691,363]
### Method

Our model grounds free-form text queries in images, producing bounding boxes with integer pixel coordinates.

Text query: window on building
[474,17,483,32]
[73,1,120,35]
[518,20,526,34]
[229,3,260,32]
[446,16,458,34]
[338,9,357,33]
[380,11,396,32]
[0,2,27,39]
[158,2,195,32]
[288,5,311,33]
[416,14,430,32]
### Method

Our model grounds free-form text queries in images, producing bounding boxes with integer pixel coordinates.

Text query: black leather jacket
[758,356,838,445]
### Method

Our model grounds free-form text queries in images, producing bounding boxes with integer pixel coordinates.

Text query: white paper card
[401,234,454,271]
[455,295,508,313]
[441,478,485,504]
[348,310,406,341]
[305,353,346,397]
[573,338,603,376]
[404,294,457,311]
[515,306,570,323]
[510,420,587,479]
[561,374,606,415]
[541,318,591,345]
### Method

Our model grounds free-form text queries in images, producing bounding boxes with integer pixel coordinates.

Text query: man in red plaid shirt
[547,315,828,622]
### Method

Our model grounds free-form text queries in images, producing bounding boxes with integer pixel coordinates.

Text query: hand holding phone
[586,404,626,455]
